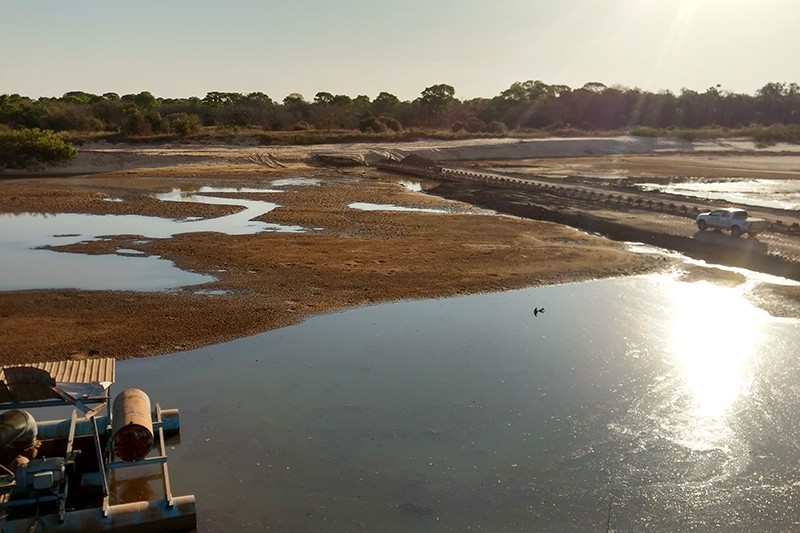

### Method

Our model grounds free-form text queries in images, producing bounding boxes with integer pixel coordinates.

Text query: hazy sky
[2,0,798,102]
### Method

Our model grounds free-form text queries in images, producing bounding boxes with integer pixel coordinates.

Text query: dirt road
[429,166,800,280]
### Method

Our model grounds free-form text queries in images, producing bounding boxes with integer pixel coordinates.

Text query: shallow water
[108,272,800,531]
[638,178,800,210]
[0,245,214,291]
[270,177,322,187]
[349,202,451,214]
[397,179,440,192]
[0,187,304,291]
[155,188,303,234]
[2,179,475,292]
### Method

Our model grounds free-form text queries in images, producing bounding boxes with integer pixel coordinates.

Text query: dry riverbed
[2,139,798,364]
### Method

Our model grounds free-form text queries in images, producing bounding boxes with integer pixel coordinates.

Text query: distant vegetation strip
[0,81,798,141]
[2,81,800,169]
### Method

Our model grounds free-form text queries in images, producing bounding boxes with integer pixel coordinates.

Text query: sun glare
[665,279,767,448]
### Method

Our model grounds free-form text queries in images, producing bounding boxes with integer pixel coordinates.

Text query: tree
[311,93,359,130]
[0,94,42,128]
[416,84,457,125]
[755,82,800,123]
[419,84,456,107]
[202,92,246,107]
[60,91,101,105]
[41,102,103,131]
[93,98,127,131]
[0,127,77,169]
[282,93,307,106]
[500,80,556,102]
[372,92,400,117]
[244,92,273,105]
[352,95,371,115]
[331,94,352,107]
[281,93,311,129]
[314,92,335,105]
[581,82,607,94]
[121,91,158,109]
[312,92,335,130]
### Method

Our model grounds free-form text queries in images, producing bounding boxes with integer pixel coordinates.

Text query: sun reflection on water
[666,279,768,449]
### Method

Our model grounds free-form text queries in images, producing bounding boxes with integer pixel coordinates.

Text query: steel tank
[111,388,154,462]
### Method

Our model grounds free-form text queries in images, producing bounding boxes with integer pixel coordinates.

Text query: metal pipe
[0,494,196,532]
[36,409,180,441]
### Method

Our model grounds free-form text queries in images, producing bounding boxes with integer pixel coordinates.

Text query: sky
[2,0,799,102]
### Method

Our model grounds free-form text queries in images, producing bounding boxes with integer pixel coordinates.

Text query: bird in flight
[533,307,545,317]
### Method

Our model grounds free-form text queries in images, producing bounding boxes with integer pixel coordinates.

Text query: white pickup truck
[696,208,767,237]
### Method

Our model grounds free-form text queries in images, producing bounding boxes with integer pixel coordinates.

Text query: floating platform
[0,358,196,532]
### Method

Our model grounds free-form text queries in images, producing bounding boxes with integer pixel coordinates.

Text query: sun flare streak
[646,0,698,91]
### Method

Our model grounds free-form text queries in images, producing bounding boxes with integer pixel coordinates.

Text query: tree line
[1,81,799,138]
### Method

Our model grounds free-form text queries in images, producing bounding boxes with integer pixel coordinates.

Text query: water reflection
[349,202,450,213]
[397,179,439,192]
[668,281,763,419]
[660,280,768,462]
[270,177,322,187]
[0,240,214,292]
[156,189,305,234]
[116,248,145,255]
[110,467,159,504]
[112,273,800,531]
[197,186,282,193]
[638,179,800,210]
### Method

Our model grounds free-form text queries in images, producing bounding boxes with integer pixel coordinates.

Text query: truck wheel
[731,226,742,238]
[697,220,707,231]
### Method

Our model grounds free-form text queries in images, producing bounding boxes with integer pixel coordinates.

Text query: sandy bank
[8,135,800,177]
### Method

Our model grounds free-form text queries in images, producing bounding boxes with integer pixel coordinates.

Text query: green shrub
[465,116,486,133]
[486,120,507,134]
[167,112,202,136]
[358,116,388,133]
[751,124,800,143]
[378,116,402,132]
[450,121,466,133]
[0,127,77,169]
[630,126,660,137]
[120,109,169,136]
